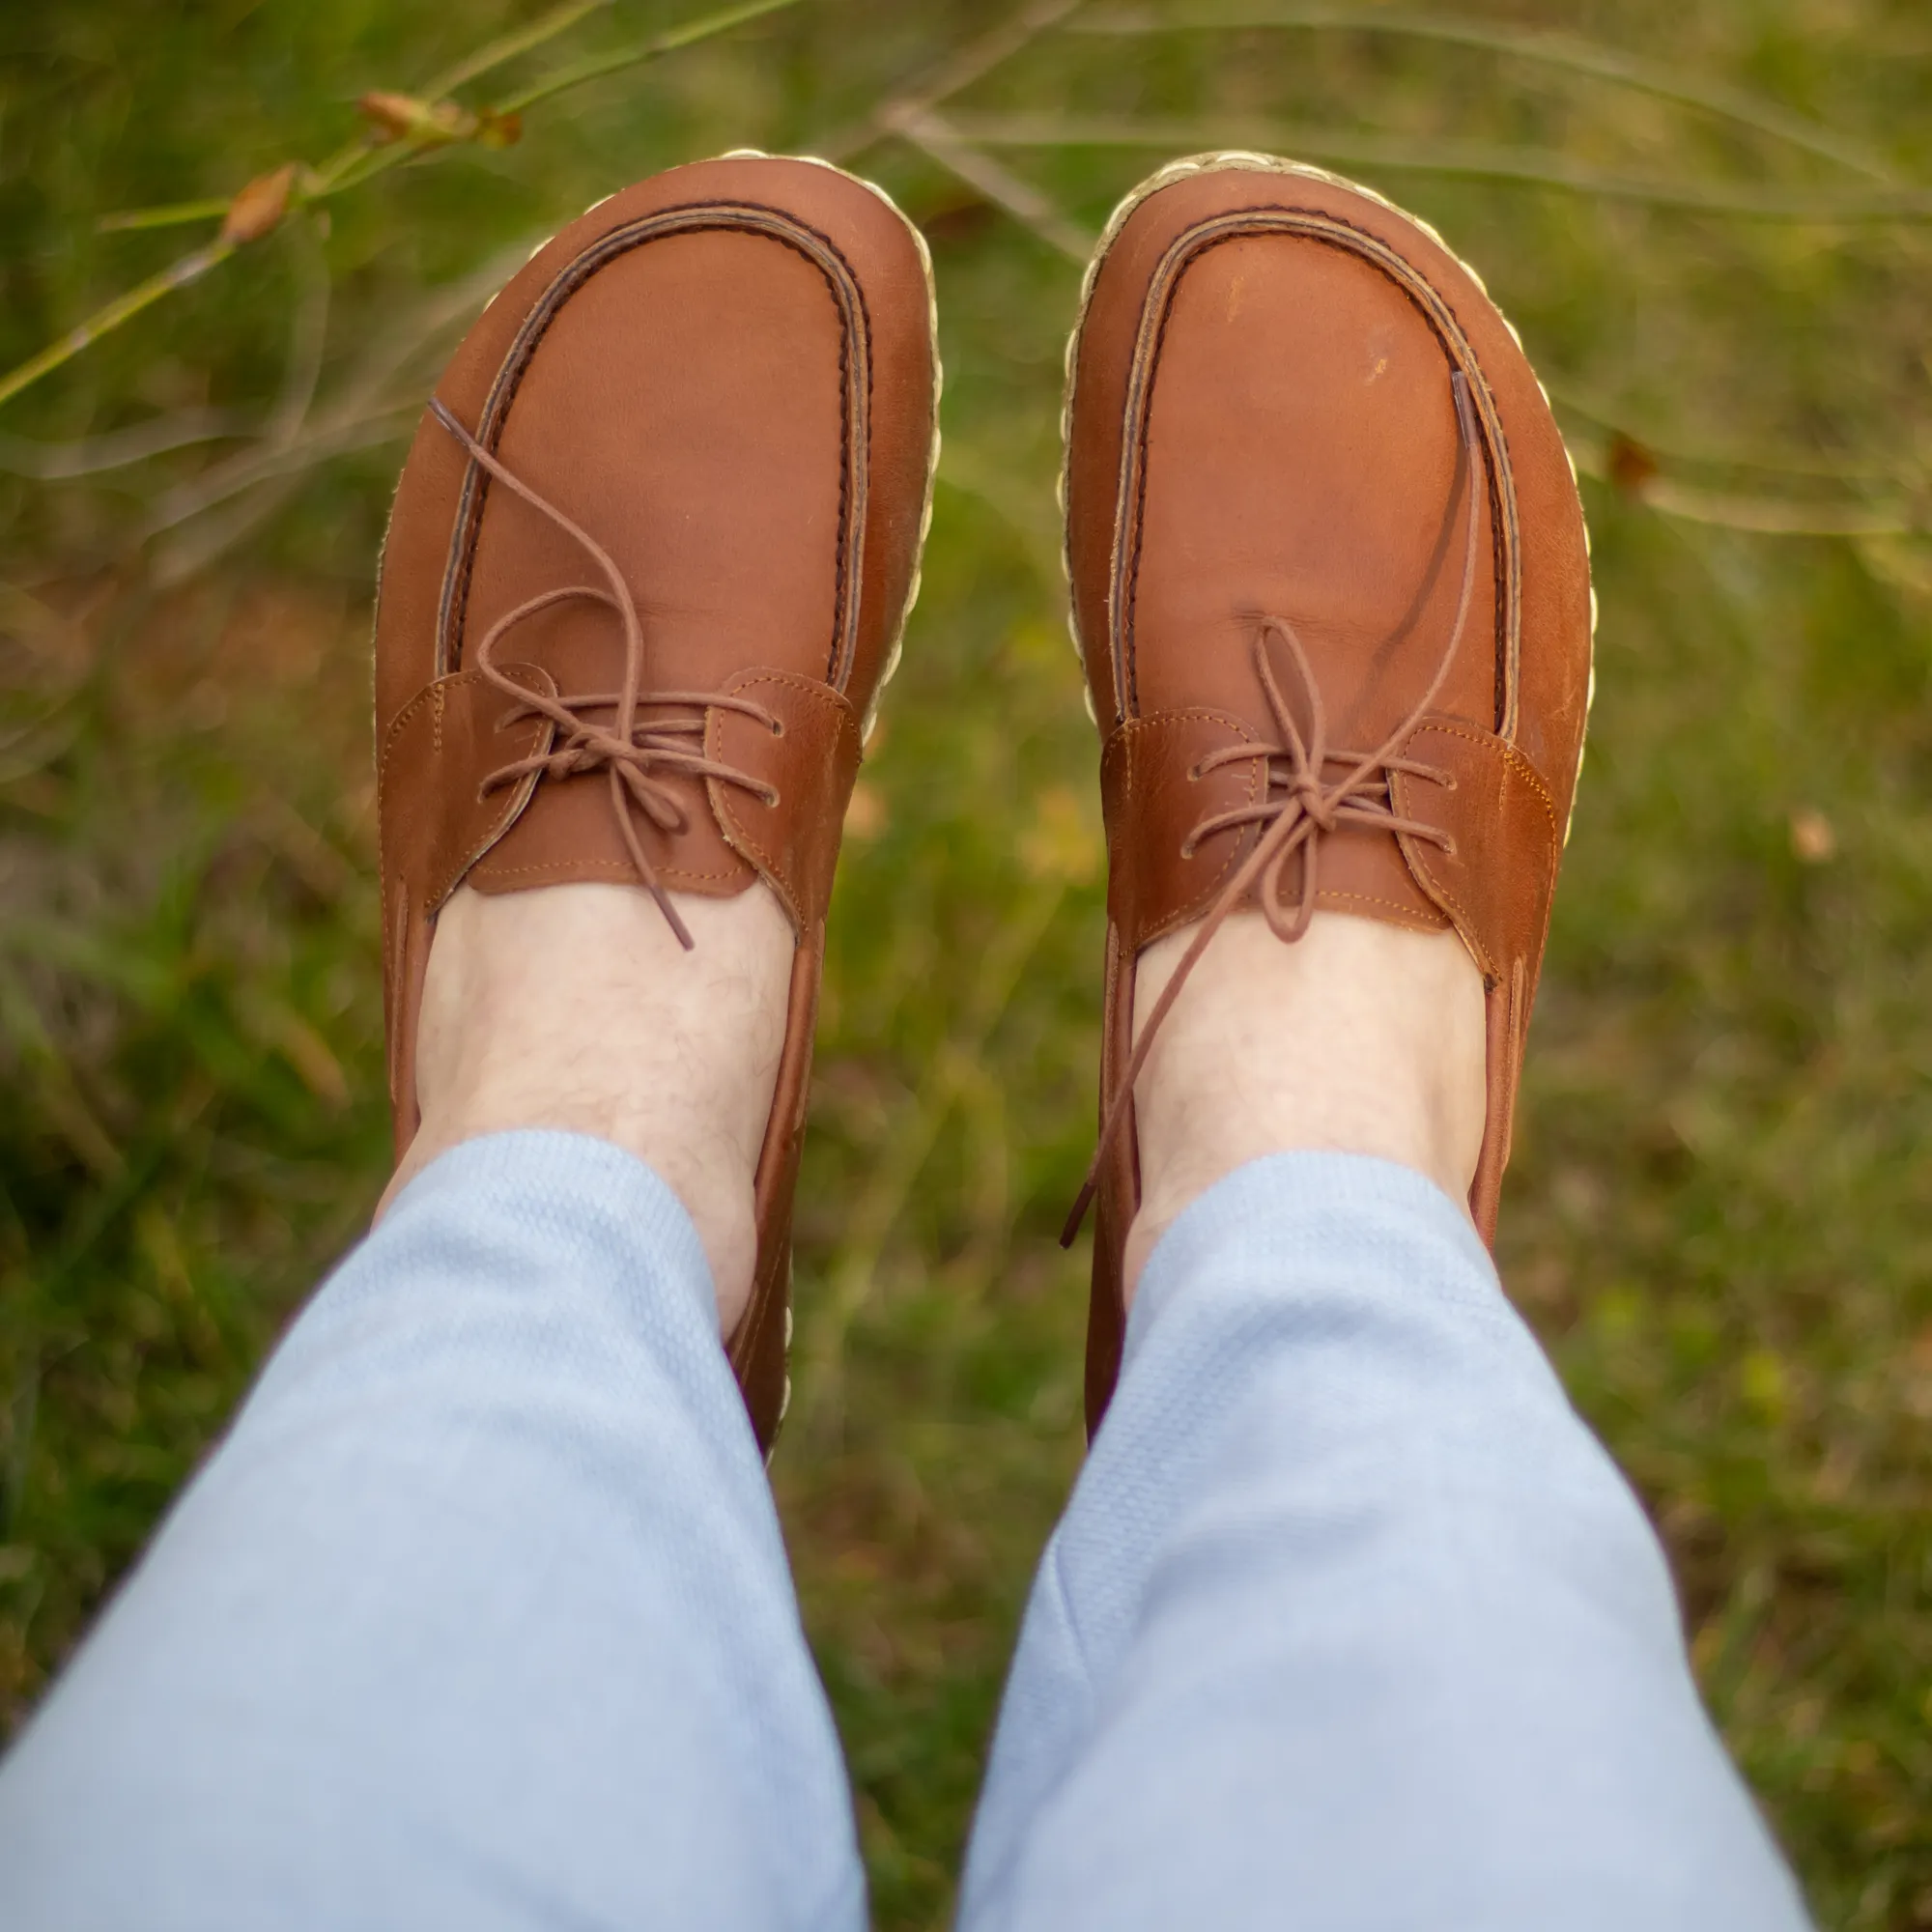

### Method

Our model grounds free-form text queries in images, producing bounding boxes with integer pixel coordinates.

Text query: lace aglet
[1060,1173,1098,1249]
[654,888,696,952]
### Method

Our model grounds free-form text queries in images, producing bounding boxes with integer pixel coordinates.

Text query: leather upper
[373,156,939,1446]
[1066,157,1594,1430]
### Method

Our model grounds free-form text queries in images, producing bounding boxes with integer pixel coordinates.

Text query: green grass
[2,3,1929,1927]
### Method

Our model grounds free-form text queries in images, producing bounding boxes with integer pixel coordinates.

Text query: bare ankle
[1122,911,1487,1299]
[382,882,794,1335]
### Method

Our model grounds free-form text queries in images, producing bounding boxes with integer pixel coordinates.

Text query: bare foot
[1123,911,1489,1301]
[379,882,794,1336]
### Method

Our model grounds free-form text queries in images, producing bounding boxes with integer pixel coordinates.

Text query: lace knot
[1288,767,1338,834]
[430,399,779,952]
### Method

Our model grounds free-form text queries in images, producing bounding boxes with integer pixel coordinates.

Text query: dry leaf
[357,91,471,147]
[1606,432,1659,496]
[220,163,297,245]
[844,780,888,841]
[1789,807,1836,864]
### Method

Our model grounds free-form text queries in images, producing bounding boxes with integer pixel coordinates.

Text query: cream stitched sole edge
[1057,150,1596,845]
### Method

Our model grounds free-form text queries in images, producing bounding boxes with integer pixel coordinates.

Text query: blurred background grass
[0,0,1928,1925]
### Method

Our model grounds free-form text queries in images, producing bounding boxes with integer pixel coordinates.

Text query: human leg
[959,921,1811,1932]
[960,154,1812,1929]
[0,1122,862,1932]
[0,150,942,1928]
[0,878,848,1931]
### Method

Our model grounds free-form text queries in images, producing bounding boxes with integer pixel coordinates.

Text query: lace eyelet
[1442,837,1460,859]
[770,719,785,738]
[1438,772,1458,793]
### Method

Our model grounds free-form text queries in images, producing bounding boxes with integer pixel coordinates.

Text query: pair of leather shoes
[375,152,1593,1449]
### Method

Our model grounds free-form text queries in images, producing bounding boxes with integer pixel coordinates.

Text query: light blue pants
[0,1132,1809,1929]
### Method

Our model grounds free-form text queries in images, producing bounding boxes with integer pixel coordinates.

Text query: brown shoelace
[430,399,781,952]
[1063,370,1484,1244]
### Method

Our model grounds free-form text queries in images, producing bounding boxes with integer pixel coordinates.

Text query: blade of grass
[139,240,539,576]
[886,107,1095,260]
[422,0,611,98]
[99,198,235,235]
[0,411,251,479]
[305,0,804,202]
[8,0,805,416]
[296,0,642,201]
[946,115,1932,220]
[496,0,802,116]
[1548,384,1907,484]
[1566,434,1918,535]
[0,242,234,416]
[1070,6,1900,182]
[818,0,1086,162]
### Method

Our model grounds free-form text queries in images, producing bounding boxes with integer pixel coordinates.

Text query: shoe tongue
[455,227,847,700]
[1124,232,1499,741]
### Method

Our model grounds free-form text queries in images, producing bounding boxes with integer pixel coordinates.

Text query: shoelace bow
[1063,370,1484,1244]
[429,398,781,952]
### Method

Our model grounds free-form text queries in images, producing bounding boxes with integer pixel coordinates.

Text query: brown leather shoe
[1063,155,1595,1432]
[374,155,940,1449]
